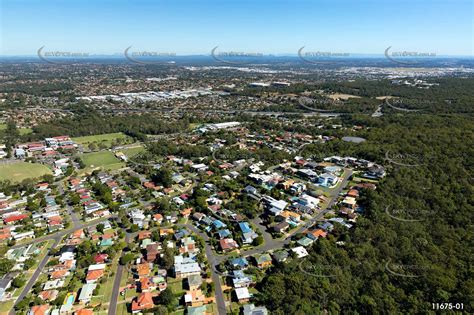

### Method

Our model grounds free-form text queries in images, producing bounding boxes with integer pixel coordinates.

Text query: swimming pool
[64,293,75,306]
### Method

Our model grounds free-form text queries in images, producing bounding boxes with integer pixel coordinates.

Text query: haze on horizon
[1,0,473,57]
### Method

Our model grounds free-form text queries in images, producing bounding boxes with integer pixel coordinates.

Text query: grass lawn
[120,145,145,158]
[120,268,129,288]
[167,277,185,295]
[103,253,120,296]
[0,162,52,182]
[116,303,129,315]
[73,132,131,148]
[0,300,14,314]
[0,124,33,135]
[206,304,218,315]
[352,176,379,183]
[27,240,53,272]
[80,151,125,173]
[91,255,119,306]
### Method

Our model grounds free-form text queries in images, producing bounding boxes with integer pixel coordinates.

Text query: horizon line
[1,53,473,58]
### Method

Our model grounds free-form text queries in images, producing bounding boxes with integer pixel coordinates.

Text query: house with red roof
[50,269,70,280]
[36,182,50,191]
[86,269,104,283]
[71,229,85,239]
[93,253,109,264]
[38,290,59,301]
[219,238,239,252]
[131,292,155,313]
[29,304,51,315]
[138,231,152,241]
[307,229,328,240]
[153,213,163,223]
[4,213,28,224]
[0,227,11,240]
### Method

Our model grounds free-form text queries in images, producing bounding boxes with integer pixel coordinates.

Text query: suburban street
[175,168,352,314]
[9,215,116,250]
[108,232,132,315]
[178,224,228,315]
[9,237,61,315]
[10,168,351,315]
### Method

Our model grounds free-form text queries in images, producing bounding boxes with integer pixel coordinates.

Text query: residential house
[231,270,254,288]
[28,305,51,315]
[230,257,249,270]
[273,221,289,233]
[180,237,198,255]
[187,274,203,291]
[217,229,232,240]
[291,246,309,258]
[38,290,59,302]
[78,283,97,303]
[243,304,269,315]
[255,254,272,268]
[341,196,357,210]
[139,277,155,292]
[159,228,175,237]
[153,213,163,223]
[307,229,328,240]
[184,289,206,307]
[75,309,94,315]
[131,292,155,313]
[43,279,65,290]
[174,256,201,279]
[146,244,160,262]
[212,219,226,230]
[239,222,258,244]
[86,269,104,283]
[319,222,334,232]
[364,165,386,179]
[137,263,151,277]
[235,287,251,303]
[318,173,338,187]
[192,212,206,222]
[219,238,239,252]
[272,250,289,263]
[297,237,314,247]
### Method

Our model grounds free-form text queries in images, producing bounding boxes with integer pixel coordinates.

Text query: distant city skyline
[1,0,473,56]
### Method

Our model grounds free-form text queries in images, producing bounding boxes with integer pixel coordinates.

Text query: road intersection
[10,168,351,315]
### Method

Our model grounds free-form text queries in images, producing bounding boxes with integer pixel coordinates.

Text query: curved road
[11,168,351,315]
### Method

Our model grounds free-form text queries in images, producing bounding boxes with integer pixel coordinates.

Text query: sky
[1,0,473,56]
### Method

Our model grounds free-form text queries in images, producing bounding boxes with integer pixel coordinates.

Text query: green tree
[120,253,135,265]
[12,276,26,288]
[96,223,105,234]
[157,288,174,306]
[0,259,14,276]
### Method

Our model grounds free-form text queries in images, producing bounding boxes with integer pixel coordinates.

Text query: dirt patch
[326,93,361,100]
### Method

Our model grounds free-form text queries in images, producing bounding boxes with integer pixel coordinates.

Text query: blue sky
[1,0,473,56]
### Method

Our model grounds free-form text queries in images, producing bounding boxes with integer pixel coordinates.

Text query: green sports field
[0,162,52,182]
[80,151,125,172]
[72,132,131,148]
[120,145,146,157]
